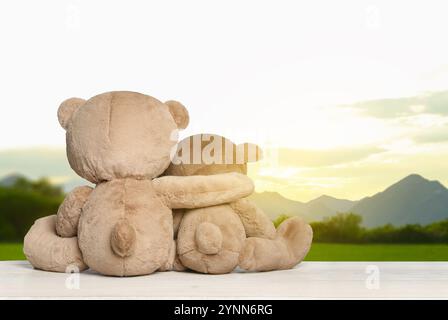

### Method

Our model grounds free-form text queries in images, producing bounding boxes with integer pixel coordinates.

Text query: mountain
[0,173,26,187]
[249,192,357,221]
[249,192,307,220]
[305,195,357,221]
[352,174,448,227]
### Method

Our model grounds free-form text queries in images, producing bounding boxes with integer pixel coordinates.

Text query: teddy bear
[23,91,256,276]
[164,134,313,273]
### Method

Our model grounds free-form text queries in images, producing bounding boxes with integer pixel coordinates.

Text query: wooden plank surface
[1,261,448,299]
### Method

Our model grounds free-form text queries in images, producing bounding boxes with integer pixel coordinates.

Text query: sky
[1,0,448,201]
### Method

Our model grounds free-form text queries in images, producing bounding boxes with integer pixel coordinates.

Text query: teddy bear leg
[157,210,187,272]
[178,205,246,274]
[239,217,313,271]
[230,198,276,239]
[172,209,185,239]
[173,252,187,271]
[159,240,187,271]
[24,215,88,273]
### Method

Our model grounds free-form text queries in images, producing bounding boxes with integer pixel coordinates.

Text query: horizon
[0,165,441,203]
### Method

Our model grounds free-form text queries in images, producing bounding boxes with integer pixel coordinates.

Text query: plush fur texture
[56,186,93,237]
[23,92,255,276]
[177,205,246,274]
[239,217,313,271]
[24,215,87,272]
[167,134,313,274]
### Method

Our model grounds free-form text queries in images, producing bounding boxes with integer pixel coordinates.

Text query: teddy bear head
[165,134,262,176]
[58,91,189,183]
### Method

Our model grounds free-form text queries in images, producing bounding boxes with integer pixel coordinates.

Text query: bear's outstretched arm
[153,172,254,209]
[56,186,93,237]
[238,217,313,271]
[24,215,88,273]
[230,198,276,239]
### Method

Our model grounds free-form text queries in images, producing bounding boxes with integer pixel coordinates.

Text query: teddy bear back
[57,91,189,183]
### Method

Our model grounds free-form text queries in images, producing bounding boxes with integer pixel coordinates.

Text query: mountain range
[250,174,448,227]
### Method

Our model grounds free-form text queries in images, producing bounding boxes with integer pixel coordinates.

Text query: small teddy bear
[165,134,313,273]
[23,91,256,276]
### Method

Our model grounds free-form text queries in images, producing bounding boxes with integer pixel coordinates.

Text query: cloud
[274,146,385,167]
[413,125,448,144]
[341,90,448,118]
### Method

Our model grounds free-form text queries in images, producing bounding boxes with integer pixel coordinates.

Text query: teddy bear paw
[238,238,259,271]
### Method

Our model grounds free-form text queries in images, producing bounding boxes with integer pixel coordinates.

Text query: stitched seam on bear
[122,178,127,276]
[179,247,240,256]
[107,93,115,144]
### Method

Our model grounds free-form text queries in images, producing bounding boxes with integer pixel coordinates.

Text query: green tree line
[0,177,64,241]
[274,213,448,243]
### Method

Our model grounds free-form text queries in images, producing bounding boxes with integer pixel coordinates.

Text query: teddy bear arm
[230,198,276,239]
[56,186,93,237]
[152,172,254,209]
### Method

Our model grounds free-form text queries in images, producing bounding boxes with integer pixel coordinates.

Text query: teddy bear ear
[57,97,86,130]
[236,143,263,163]
[165,100,189,129]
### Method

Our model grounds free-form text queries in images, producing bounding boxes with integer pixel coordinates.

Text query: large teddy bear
[23,91,256,276]
[165,134,313,273]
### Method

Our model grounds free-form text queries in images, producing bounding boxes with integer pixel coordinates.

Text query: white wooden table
[1,261,448,299]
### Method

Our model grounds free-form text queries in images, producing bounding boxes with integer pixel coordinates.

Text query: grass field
[305,243,448,261]
[0,243,26,260]
[1,243,448,261]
